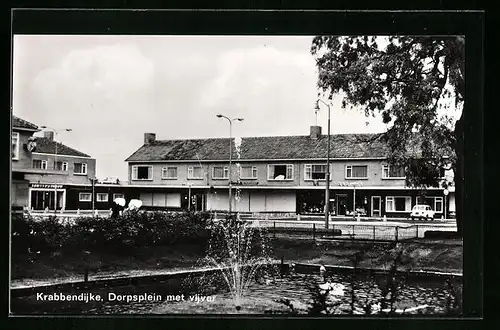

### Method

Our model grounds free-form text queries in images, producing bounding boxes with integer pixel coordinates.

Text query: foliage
[11,211,214,257]
[444,278,463,316]
[311,36,464,233]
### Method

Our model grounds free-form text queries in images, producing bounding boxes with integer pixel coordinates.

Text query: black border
[5,7,484,330]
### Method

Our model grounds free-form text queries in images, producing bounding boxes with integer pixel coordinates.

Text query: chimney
[310,126,322,139]
[44,131,54,141]
[144,133,156,144]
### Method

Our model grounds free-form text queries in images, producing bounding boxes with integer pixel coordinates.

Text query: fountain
[203,215,275,310]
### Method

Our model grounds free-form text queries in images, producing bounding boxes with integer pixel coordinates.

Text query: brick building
[124,126,456,218]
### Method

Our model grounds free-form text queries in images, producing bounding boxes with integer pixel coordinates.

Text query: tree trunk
[454,114,464,235]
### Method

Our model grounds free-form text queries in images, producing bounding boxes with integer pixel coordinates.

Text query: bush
[11,211,215,256]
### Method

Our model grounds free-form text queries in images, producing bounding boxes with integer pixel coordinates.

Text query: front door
[336,194,348,216]
[371,196,381,217]
[194,193,205,212]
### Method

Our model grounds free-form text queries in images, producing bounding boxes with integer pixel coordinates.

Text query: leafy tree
[311,36,464,234]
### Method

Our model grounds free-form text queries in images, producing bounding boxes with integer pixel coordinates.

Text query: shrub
[11,211,215,256]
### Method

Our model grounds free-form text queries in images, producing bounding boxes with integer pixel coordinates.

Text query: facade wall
[297,159,406,187]
[64,186,140,210]
[128,159,408,188]
[12,129,36,172]
[26,155,96,185]
[126,157,451,216]
[206,190,296,212]
[12,180,30,209]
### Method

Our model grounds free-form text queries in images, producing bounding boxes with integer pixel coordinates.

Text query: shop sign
[31,183,63,189]
[334,182,363,187]
[230,181,259,186]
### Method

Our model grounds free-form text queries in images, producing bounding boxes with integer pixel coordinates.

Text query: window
[212,166,229,179]
[386,196,412,212]
[268,164,293,180]
[161,166,177,179]
[79,193,92,202]
[55,161,68,171]
[132,165,152,180]
[96,193,108,202]
[187,166,203,179]
[346,165,368,179]
[382,164,405,178]
[113,193,125,200]
[240,166,258,179]
[12,132,19,160]
[74,162,88,175]
[417,196,444,212]
[33,159,47,170]
[140,192,181,208]
[435,197,443,212]
[305,164,332,180]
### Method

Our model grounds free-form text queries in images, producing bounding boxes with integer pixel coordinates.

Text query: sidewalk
[254,219,457,228]
[11,266,205,289]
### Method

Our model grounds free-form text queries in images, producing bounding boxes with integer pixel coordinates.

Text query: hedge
[11,211,214,255]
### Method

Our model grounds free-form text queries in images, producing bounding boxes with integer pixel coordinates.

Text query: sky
[12,35,392,181]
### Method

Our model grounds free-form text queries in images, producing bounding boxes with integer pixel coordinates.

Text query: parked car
[410,204,435,221]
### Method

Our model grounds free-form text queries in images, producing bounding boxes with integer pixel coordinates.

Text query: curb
[291,263,463,279]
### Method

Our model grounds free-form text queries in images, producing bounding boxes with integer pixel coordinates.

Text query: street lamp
[40,126,73,214]
[216,114,244,214]
[89,177,99,217]
[315,99,331,229]
[443,189,449,220]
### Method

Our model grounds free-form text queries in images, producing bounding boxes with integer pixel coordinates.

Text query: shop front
[29,183,66,211]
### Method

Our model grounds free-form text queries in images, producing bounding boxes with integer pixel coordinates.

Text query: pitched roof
[12,116,39,131]
[34,137,92,158]
[125,138,236,162]
[240,134,389,159]
[125,133,396,162]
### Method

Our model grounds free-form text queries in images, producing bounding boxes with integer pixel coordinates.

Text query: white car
[410,205,435,221]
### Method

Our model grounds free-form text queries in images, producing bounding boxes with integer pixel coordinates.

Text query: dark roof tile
[13,116,39,130]
[34,137,92,158]
[125,133,394,161]
[125,138,236,162]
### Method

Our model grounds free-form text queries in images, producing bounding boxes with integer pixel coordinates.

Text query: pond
[11,269,461,315]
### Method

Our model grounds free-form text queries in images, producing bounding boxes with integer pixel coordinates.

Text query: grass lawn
[271,237,463,274]
[11,238,462,281]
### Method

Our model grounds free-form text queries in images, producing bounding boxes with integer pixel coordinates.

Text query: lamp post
[443,189,449,220]
[40,126,72,215]
[89,177,98,217]
[315,99,331,229]
[216,114,244,214]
